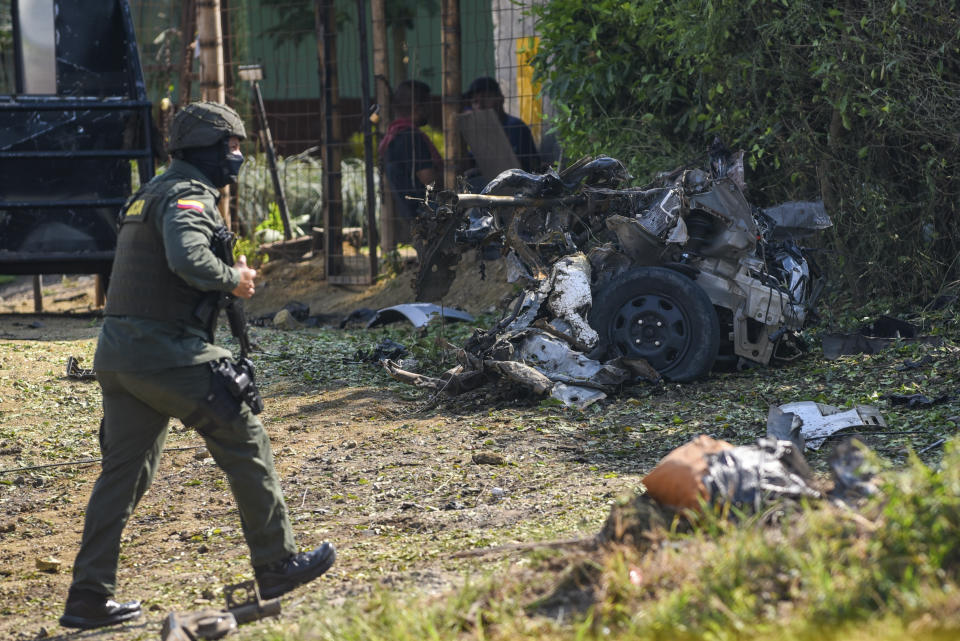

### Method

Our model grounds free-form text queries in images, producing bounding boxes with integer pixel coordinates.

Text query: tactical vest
[104,174,213,333]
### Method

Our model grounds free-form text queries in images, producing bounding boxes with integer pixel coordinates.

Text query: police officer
[59,102,335,630]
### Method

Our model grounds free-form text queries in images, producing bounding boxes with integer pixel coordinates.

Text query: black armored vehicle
[0,0,154,280]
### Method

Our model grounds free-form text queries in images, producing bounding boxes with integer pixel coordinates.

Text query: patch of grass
[266,438,960,641]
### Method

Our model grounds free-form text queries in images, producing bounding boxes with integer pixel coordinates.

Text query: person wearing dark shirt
[464,76,542,174]
[378,80,442,233]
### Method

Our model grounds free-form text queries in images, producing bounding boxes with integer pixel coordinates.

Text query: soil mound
[247,249,517,322]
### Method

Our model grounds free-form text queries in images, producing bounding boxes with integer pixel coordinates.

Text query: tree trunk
[196,0,230,227]
[441,0,462,190]
[371,0,394,253]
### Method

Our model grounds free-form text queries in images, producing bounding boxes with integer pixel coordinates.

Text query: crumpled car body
[415,144,831,384]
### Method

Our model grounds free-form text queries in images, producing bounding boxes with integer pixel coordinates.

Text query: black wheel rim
[610,292,691,372]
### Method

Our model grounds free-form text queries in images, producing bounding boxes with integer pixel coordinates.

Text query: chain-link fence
[129,0,551,283]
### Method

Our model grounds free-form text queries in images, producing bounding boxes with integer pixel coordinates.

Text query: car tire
[589,266,720,382]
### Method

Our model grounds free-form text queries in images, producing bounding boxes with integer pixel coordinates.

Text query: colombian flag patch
[176,199,204,212]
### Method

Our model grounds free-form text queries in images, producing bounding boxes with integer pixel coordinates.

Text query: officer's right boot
[59,587,142,629]
[254,542,336,599]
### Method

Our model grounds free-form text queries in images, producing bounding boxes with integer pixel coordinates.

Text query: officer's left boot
[254,542,336,599]
[59,587,142,629]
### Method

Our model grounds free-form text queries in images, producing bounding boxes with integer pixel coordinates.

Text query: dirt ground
[0,256,640,641]
[2,255,956,641]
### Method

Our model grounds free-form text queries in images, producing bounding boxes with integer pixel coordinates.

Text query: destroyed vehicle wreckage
[402,143,831,402]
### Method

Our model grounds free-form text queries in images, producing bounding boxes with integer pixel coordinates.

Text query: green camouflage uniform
[69,158,296,598]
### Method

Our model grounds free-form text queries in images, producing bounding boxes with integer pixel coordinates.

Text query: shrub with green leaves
[531,0,960,300]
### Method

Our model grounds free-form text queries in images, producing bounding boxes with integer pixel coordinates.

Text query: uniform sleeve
[158,193,241,292]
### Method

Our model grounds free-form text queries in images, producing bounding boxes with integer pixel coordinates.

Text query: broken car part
[414,142,831,384]
[773,402,886,450]
[366,303,474,329]
[821,315,943,360]
[884,393,952,408]
[827,438,878,498]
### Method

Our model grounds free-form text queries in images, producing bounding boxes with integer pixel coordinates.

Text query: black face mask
[181,139,244,188]
[224,148,244,185]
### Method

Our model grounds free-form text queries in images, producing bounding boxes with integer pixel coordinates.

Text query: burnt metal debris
[402,141,831,405]
[161,580,280,640]
[821,315,943,360]
[65,356,96,380]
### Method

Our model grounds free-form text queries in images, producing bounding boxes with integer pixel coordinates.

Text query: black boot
[59,588,142,629]
[254,542,336,599]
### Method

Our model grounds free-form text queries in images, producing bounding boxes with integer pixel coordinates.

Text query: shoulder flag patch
[176,199,205,212]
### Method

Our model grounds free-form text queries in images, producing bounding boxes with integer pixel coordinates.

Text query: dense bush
[531,0,959,300]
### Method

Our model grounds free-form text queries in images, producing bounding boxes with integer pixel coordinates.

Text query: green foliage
[341,158,382,232]
[625,439,960,638]
[531,0,960,300]
[232,235,264,267]
[874,442,960,588]
[254,202,308,243]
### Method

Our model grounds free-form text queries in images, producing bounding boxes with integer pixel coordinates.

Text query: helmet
[168,101,246,152]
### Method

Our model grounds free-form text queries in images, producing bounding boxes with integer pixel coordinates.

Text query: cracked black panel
[0,0,152,275]
[0,108,141,152]
[55,1,133,97]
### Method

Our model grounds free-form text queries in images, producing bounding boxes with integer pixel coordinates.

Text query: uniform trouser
[69,364,297,597]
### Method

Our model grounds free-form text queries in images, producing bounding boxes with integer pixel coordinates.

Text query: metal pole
[356,0,378,279]
[32,275,42,313]
[252,80,293,241]
[441,0,462,190]
[315,0,343,277]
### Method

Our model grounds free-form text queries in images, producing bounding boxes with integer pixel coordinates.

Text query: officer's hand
[232,255,257,299]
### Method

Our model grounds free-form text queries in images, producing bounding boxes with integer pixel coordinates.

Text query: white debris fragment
[777,401,886,450]
[551,383,606,410]
[546,253,598,349]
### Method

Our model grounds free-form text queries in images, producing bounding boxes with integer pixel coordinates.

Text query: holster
[183,359,263,435]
